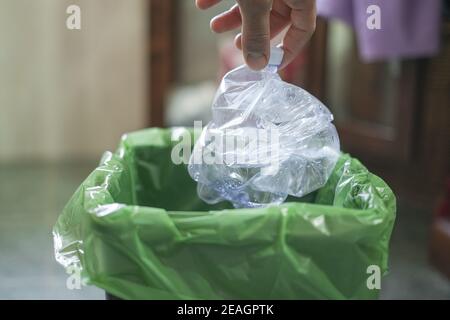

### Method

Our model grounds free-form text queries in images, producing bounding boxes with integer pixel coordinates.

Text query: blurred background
[0,0,449,299]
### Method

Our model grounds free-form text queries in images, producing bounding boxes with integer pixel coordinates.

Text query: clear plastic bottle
[188,47,340,208]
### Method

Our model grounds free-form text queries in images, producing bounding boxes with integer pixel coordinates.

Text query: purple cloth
[317,0,442,62]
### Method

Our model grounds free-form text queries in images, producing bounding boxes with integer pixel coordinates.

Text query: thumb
[237,0,272,70]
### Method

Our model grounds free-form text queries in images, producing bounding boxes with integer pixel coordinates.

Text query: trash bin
[53,127,396,300]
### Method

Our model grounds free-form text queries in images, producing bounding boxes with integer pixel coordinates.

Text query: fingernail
[246,52,267,70]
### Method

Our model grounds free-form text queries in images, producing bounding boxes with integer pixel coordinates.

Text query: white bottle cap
[268,46,284,67]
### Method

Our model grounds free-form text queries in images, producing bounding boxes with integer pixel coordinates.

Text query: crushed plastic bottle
[188,47,340,208]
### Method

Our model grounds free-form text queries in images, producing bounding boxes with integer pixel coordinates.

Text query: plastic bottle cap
[268,47,284,67]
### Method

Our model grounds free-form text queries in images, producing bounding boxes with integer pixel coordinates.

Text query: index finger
[237,0,272,70]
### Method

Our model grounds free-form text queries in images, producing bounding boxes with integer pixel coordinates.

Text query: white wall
[0,0,148,162]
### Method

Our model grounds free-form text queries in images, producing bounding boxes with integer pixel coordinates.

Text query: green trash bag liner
[53,127,396,300]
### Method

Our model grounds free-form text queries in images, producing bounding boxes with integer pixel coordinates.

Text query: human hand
[196,0,316,70]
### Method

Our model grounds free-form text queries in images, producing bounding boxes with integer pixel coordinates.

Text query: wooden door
[295,18,449,202]
[149,0,177,127]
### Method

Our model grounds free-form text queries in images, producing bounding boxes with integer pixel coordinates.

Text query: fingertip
[210,5,242,33]
[243,40,270,70]
[195,0,206,9]
[210,13,229,33]
[196,0,223,10]
[210,16,220,32]
[196,0,213,10]
[245,52,268,70]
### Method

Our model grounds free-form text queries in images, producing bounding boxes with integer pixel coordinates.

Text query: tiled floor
[0,162,104,299]
[380,200,450,299]
[0,162,449,300]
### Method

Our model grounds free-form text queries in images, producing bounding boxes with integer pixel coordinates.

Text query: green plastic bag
[53,128,396,299]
